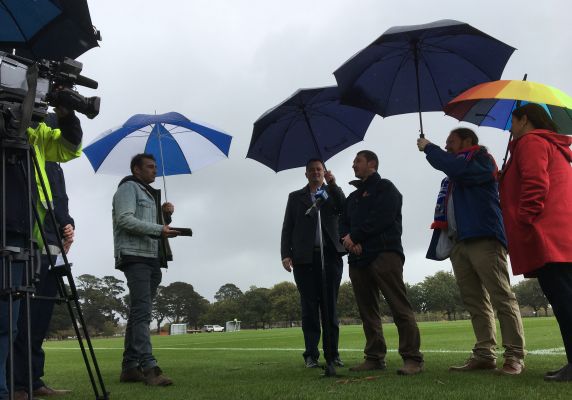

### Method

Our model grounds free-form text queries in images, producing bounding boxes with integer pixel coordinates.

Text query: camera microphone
[75,74,98,90]
[305,189,329,217]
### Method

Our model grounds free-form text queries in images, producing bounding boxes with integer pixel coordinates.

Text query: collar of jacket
[118,175,158,194]
[299,183,326,207]
[349,171,381,189]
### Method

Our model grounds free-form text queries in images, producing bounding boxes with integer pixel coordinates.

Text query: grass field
[40,317,570,400]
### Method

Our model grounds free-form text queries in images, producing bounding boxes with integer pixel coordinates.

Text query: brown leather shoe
[142,366,173,386]
[33,385,72,396]
[449,357,496,372]
[120,367,145,383]
[397,360,424,375]
[349,359,386,372]
[497,358,524,376]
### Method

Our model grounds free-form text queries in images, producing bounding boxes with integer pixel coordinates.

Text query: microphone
[305,189,329,217]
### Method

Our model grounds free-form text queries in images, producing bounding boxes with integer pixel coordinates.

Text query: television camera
[0,50,100,140]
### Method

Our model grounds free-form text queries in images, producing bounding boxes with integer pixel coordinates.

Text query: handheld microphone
[305,189,329,217]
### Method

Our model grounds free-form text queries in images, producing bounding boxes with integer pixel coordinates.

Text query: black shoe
[545,364,568,377]
[333,357,345,367]
[544,363,572,382]
[305,356,319,368]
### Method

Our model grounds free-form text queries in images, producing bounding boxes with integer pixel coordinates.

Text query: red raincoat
[500,129,572,276]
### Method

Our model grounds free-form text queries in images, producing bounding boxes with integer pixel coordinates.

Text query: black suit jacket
[281,183,346,265]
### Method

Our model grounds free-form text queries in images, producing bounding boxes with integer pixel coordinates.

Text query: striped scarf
[431,146,481,230]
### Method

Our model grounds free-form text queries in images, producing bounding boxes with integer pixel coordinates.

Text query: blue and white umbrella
[84,112,232,197]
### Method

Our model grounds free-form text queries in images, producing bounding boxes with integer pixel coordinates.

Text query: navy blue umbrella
[247,86,375,172]
[0,0,100,61]
[334,19,515,137]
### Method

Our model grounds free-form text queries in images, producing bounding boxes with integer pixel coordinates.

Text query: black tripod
[0,65,108,400]
[306,199,337,377]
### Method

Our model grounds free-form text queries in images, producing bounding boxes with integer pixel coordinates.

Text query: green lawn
[41,317,569,400]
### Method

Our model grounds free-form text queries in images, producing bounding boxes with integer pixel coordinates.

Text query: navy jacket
[43,162,74,246]
[424,143,507,260]
[340,172,404,268]
[281,183,346,265]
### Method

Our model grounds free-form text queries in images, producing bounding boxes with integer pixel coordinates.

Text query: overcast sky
[62,0,572,301]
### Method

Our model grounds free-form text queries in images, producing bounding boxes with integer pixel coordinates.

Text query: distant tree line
[47,271,551,338]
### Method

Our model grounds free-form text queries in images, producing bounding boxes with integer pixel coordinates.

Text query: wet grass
[41,317,570,399]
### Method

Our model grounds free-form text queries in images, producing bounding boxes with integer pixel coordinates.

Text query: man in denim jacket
[112,153,179,387]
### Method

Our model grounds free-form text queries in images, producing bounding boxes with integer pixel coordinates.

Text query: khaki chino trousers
[349,252,423,363]
[450,238,525,361]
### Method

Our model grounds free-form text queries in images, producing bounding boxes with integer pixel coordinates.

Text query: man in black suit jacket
[281,159,346,368]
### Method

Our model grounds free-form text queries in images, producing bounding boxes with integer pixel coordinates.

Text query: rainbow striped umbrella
[444,80,572,134]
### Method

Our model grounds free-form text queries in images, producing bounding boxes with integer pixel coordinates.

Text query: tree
[152,286,171,334]
[200,300,239,327]
[422,271,463,320]
[76,274,126,334]
[337,281,360,319]
[161,282,196,323]
[214,283,243,302]
[160,282,209,329]
[268,281,300,326]
[513,279,549,316]
[239,286,271,329]
[186,292,210,329]
[406,283,427,314]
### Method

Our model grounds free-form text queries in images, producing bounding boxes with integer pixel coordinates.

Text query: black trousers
[13,255,59,391]
[293,249,342,362]
[536,263,572,364]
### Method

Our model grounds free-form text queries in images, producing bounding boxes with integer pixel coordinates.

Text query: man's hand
[282,257,293,273]
[417,137,431,152]
[341,234,355,251]
[162,225,180,238]
[62,224,74,254]
[162,202,174,216]
[324,170,336,185]
[350,243,362,256]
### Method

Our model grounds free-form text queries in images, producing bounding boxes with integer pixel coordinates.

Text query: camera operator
[0,107,82,400]
[12,116,76,398]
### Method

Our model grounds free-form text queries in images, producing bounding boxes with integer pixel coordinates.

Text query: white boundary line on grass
[46,347,567,355]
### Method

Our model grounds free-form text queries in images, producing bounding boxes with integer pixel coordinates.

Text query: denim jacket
[112,179,164,263]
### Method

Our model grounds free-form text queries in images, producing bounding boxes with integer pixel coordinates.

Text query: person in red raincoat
[499,103,572,382]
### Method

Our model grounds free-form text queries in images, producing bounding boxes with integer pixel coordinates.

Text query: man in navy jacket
[418,127,525,375]
[340,150,423,375]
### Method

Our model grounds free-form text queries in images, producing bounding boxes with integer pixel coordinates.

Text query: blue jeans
[1,235,26,400]
[13,255,58,391]
[122,262,162,371]
[293,249,343,363]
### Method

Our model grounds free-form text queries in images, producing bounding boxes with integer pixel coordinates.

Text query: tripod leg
[316,210,337,378]
[54,265,109,400]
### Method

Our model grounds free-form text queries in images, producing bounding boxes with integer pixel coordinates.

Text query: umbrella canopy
[444,80,572,134]
[84,112,232,178]
[334,19,515,136]
[0,0,100,61]
[247,86,375,172]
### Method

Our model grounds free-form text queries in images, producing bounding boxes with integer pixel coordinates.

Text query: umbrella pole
[412,40,425,138]
[501,74,527,171]
[156,124,169,202]
[302,109,325,160]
